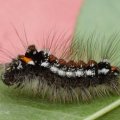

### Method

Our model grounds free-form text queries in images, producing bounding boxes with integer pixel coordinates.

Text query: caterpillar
[1,39,120,103]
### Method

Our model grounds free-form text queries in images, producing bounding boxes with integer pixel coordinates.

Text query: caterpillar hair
[1,30,120,103]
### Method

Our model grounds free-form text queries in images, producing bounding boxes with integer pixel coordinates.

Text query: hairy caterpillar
[1,34,120,103]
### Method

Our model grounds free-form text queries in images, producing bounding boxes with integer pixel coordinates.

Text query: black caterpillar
[2,45,120,102]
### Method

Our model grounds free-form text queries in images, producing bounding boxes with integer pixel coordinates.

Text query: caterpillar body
[2,44,120,102]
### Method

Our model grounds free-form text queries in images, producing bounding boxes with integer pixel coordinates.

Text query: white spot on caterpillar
[33,51,37,55]
[17,61,23,70]
[66,71,75,78]
[58,70,66,76]
[6,67,11,71]
[114,72,118,76]
[98,68,109,75]
[91,63,94,67]
[75,70,84,77]
[41,62,49,67]
[28,61,35,65]
[50,66,58,73]
[86,70,95,76]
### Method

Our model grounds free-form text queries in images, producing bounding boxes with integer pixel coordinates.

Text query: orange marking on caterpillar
[18,55,34,65]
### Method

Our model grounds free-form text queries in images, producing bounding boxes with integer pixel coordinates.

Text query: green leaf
[0,79,119,120]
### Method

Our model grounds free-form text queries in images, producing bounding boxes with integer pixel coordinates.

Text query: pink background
[0,0,83,63]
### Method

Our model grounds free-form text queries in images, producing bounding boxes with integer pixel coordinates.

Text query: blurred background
[0,0,120,120]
